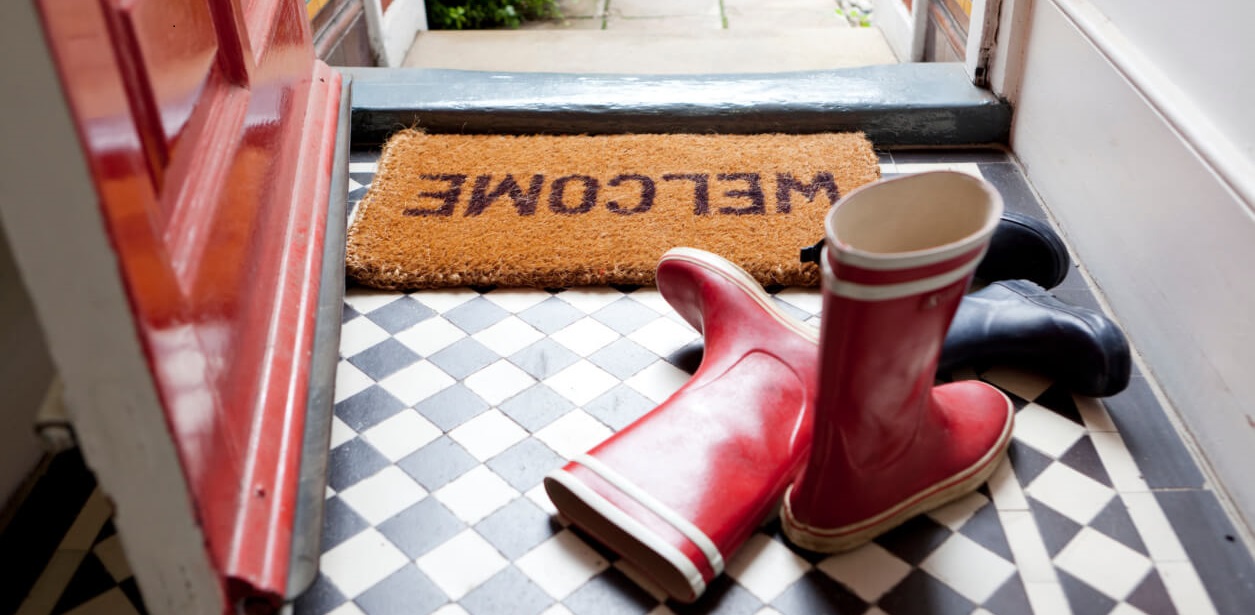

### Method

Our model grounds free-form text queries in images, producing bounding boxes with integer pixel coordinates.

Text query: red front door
[35,0,341,609]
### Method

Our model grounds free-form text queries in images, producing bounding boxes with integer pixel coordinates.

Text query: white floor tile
[550,317,621,356]
[1025,463,1116,525]
[320,528,410,598]
[772,288,822,315]
[1122,491,1189,563]
[408,288,480,313]
[378,360,458,406]
[1055,527,1153,600]
[987,454,1029,511]
[416,529,509,600]
[334,361,375,403]
[533,410,614,459]
[622,360,690,404]
[1076,395,1119,432]
[980,366,1053,401]
[62,588,139,615]
[1157,560,1220,615]
[998,510,1059,584]
[394,317,468,356]
[1012,403,1087,458]
[627,318,700,357]
[516,529,610,599]
[816,541,912,603]
[338,466,428,525]
[480,288,552,313]
[544,360,620,406]
[473,315,546,356]
[724,533,812,603]
[344,289,408,315]
[927,491,990,530]
[463,359,537,406]
[527,483,560,516]
[895,162,984,178]
[339,317,391,357]
[1022,581,1071,615]
[555,288,624,313]
[93,534,131,581]
[920,533,1016,604]
[1090,431,1150,493]
[622,289,674,316]
[362,410,442,462]
[433,465,521,524]
[448,410,529,462]
[329,416,356,450]
[326,601,367,615]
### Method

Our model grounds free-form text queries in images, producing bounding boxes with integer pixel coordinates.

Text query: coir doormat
[346,130,879,289]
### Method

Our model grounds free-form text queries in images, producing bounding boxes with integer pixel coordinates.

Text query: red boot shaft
[545,248,818,603]
[784,171,1015,553]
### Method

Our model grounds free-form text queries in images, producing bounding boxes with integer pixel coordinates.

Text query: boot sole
[780,393,1015,553]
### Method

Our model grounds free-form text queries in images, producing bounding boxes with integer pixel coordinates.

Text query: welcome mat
[346,130,879,289]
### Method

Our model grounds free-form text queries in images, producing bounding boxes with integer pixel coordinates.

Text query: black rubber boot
[801,211,1071,290]
[939,280,1132,397]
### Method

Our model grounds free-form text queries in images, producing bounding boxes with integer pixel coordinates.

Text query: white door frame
[0,2,221,613]
[872,0,930,62]
[363,0,428,66]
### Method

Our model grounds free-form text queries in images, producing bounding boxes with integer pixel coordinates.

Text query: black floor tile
[485,439,565,492]
[474,498,560,560]
[326,438,392,492]
[1089,497,1149,557]
[1059,436,1115,488]
[877,568,974,615]
[1156,490,1255,615]
[461,566,553,615]
[397,436,479,491]
[1103,376,1206,489]
[377,498,466,560]
[363,296,436,334]
[0,450,95,615]
[292,574,347,615]
[414,384,492,431]
[335,385,407,432]
[498,384,576,433]
[770,570,867,615]
[1057,568,1118,615]
[1127,569,1178,615]
[356,564,449,615]
[564,566,661,615]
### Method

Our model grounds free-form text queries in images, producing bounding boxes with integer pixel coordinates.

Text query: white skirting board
[1009,0,1255,535]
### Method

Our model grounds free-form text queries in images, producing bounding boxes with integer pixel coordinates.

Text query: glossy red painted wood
[35,0,341,610]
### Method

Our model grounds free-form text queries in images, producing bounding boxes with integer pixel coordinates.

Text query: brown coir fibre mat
[346,130,879,289]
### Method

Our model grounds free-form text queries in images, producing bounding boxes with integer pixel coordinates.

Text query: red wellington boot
[544,247,818,603]
[782,171,1015,553]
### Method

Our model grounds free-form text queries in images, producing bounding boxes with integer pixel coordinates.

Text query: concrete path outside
[401,0,898,73]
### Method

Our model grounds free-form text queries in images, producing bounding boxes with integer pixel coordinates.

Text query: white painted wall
[1088,0,1255,165]
[0,231,52,509]
[1005,0,1255,531]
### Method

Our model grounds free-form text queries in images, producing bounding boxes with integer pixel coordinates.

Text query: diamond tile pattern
[286,154,1235,615]
[10,153,1244,615]
[312,274,1222,615]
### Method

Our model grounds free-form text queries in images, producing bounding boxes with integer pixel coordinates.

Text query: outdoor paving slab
[723,6,852,30]
[556,0,604,18]
[607,0,721,18]
[403,29,896,73]
[603,14,724,31]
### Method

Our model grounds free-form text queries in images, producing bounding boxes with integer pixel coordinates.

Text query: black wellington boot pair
[802,211,1132,397]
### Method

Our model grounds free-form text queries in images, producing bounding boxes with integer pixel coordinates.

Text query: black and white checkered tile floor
[7,150,1254,615]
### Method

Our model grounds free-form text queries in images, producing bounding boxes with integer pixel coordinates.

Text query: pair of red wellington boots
[544,171,1015,602]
